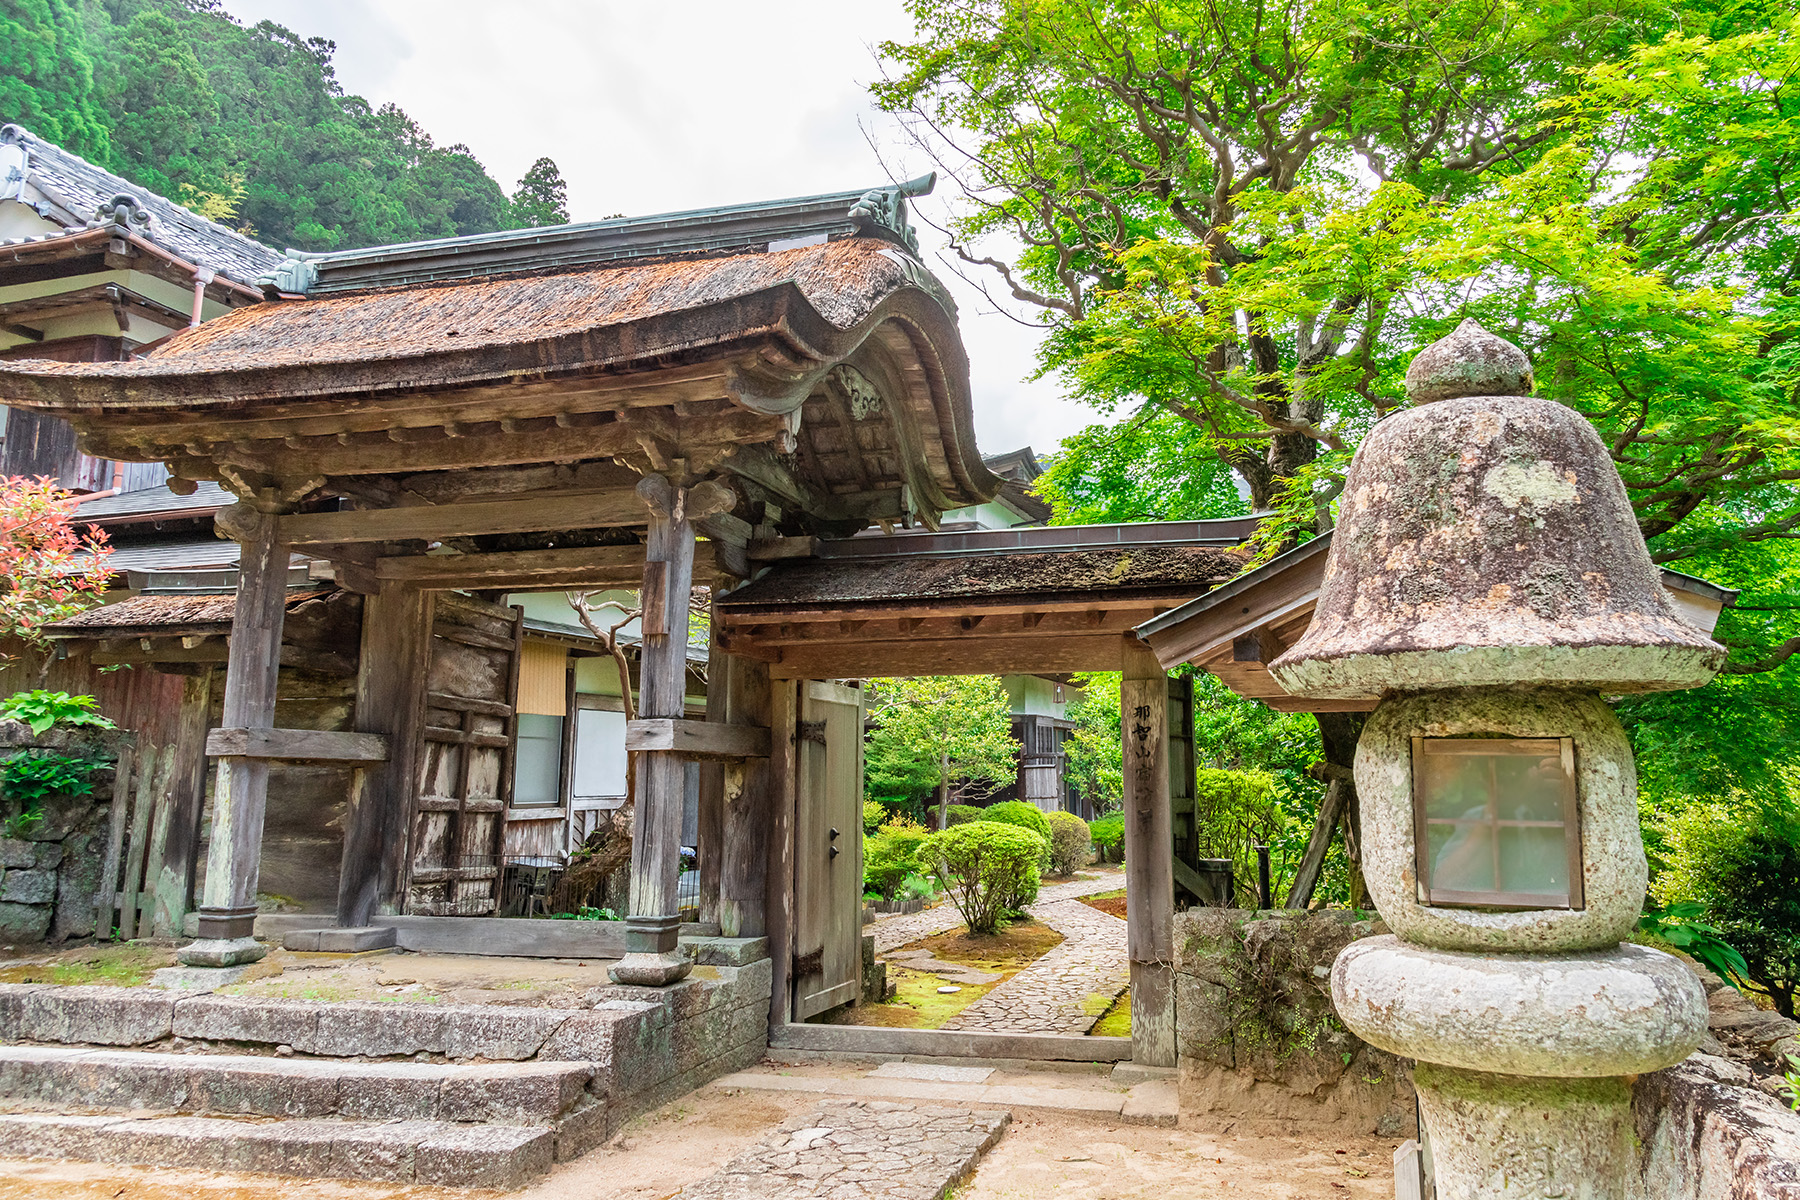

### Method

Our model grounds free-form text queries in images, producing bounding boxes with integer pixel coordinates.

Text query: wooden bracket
[1233,626,1287,664]
[625,718,772,760]
[206,727,390,764]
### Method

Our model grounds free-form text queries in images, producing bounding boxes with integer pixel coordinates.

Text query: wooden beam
[1232,626,1286,664]
[720,591,1211,625]
[625,718,771,760]
[205,727,390,764]
[279,490,645,546]
[768,634,1124,680]
[734,607,1156,646]
[375,544,644,589]
[748,537,820,562]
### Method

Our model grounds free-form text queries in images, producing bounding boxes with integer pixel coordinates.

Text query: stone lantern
[1269,320,1723,1198]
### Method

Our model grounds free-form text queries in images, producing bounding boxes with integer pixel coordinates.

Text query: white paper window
[574,708,629,800]
[513,713,563,808]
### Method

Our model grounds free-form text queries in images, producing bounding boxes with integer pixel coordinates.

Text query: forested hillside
[0,0,569,250]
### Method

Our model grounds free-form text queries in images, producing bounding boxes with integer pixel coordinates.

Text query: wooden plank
[338,587,435,927]
[736,607,1157,646]
[280,490,645,547]
[376,544,646,589]
[142,747,177,938]
[720,649,773,939]
[721,592,1207,625]
[119,747,174,941]
[625,718,771,760]
[206,727,390,763]
[1121,636,1175,1068]
[150,672,212,938]
[769,635,1123,679]
[426,691,513,716]
[1256,695,1379,713]
[94,744,134,938]
[768,1023,1133,1063]
[767,678,799,1029]
[747,537,819,562]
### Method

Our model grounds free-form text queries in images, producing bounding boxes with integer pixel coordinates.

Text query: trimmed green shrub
[944,804,985,827]
[863,815,931,899]
[1046,811,1091,876]
[1090,812,1124,861]
[1655,799,1800,1017]
[921,821,1044,935]
[979,799,1053,842]
[863,799,890,835]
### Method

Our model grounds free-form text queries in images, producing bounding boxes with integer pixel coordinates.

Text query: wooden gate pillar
[1122,636,1177,1066]
[337,586,435,927]
[712,646,773,939]
[178,505,289,967]
[611,475,734,986]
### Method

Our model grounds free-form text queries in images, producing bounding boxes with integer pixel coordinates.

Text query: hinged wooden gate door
[792,680,864,1019]
[406,594,524,914]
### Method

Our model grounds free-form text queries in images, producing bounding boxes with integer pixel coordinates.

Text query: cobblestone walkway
[939,896,1129,1034]
[869,869,1125,953]
[677,1100,1009,1200]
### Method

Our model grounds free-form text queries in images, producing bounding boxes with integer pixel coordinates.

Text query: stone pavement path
[676,1099,1009,1200]
[939,896,1129,1034]
[869,869,1125,953]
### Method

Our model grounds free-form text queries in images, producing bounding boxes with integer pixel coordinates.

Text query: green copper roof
[259,174,937,296]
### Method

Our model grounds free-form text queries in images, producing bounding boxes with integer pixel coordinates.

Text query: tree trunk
[1292,711,1366,909]
[937,752,950,830]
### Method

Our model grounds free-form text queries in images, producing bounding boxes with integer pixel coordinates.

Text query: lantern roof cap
[1405,318,1534,404]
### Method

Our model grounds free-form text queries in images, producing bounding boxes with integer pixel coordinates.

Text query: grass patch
[825,916,1064,1031]
[0,943,171,987]
[1090,987,1132,1037]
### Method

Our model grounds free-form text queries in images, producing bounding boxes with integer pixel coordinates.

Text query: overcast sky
[215,0,1093,460]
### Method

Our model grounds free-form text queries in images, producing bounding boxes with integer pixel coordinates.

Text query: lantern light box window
[1410,737,1584,911]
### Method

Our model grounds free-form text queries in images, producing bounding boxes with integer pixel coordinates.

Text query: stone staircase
[0,940,774,1189]
[0,1046,593,1187]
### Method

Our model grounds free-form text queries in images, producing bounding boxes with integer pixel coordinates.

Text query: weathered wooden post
[716,648,773,938]
[177,503,289,967]
[611,474,734,986]
[1122,637,1177,1066]
[337,586,435,928]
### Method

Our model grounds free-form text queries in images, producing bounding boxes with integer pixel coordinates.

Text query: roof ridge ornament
[848,172,935,254]
[91,192,150,234]
[1403,317,1534,405]
[255,250,320,297]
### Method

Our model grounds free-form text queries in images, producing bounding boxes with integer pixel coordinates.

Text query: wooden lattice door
[406,594,524,914]
[792,681,865,1019]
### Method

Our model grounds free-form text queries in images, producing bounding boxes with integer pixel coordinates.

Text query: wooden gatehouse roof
[0,177,999,539]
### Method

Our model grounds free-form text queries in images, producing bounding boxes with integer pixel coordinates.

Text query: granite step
[0,1044,598,1125]
[0,1108,555,1188]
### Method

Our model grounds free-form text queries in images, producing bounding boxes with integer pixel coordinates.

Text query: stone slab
[678,1100,1009,1200]
[871,1061,995,1084]
[712,1070,1132,1118]
[283,926,398,953]
[149,965,248,992]
[20,985,174,1046]
[681,936,770,967]
[770,1021,1131,1062]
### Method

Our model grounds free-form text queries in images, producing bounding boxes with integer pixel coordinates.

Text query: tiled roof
[72,480,231,521]
[0,124,282,283]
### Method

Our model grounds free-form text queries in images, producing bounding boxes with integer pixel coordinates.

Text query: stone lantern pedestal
[1269,322,1724,1199]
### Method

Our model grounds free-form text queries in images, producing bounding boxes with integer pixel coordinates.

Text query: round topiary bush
[921,821,1045,935]
[944,804,986,827]
[979,799,1053,842]
[1089,812,1125,862]
[1045,811,1091,876]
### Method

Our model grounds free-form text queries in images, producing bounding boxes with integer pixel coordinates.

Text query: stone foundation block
[186,1058,341,1118]
[415,1123,555,1189]
[108,1115,239,1171]
[48,1051,192,1111]
[537,1002,656,1068]
[1,868,56,905]
[554,1099,610,1162]
[0,901,51,942]
[0,1111,117,1162]
[172,994,320,1048]
[438,1062,591,1124]
[335,1064,446,1120]
[440,1006,573,1061]
[681,936,769,967]
[21,985,173,1046]
[328,1122,428,1181]
[0,839,35,870]
[283,926,398,953]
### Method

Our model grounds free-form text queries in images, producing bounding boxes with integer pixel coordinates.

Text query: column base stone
[611,913,691,985]
[176,936,269,968]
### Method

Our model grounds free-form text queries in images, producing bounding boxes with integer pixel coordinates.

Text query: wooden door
[406,595,524,914]
[792,680,864,1019]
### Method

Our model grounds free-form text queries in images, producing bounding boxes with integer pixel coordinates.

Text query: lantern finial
[1404,317,1533,404]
